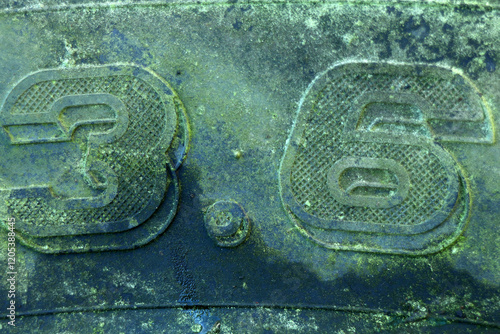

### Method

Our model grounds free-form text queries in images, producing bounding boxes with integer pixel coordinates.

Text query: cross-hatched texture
[7,75,168,230]
[290,72,455,226]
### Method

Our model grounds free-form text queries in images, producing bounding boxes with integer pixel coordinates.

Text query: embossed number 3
[0,65,187,252]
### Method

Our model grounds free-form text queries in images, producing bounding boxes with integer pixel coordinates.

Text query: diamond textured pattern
[290,73,455,226]
[7,75,167,228]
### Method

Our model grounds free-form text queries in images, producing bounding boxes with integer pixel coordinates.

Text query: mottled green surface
[0,0,498,333]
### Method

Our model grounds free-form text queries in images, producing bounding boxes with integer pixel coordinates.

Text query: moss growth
[0,1,498,333]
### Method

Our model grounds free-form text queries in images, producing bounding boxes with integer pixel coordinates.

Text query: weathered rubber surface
[0,1,498,333]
